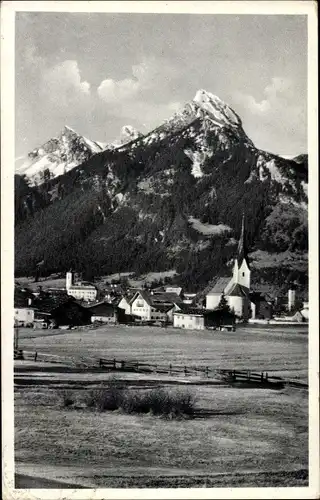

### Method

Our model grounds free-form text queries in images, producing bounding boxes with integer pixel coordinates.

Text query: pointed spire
[237,212,246,267]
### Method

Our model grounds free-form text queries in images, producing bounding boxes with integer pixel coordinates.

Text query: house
[66,271,98,302]
[33,294,92,327]
[88,302,121,324]
[163,286,183,297]
[118,295,132,315]
[129,290,180,323]
[173,305,235,331]
[206,214,251,320]
[249,292,273,320]
[173,308,205,330]
[14,287,36,326]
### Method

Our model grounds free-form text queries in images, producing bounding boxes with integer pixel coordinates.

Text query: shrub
[80,382,196,418]
[83,377,124,411]
[60,390,74,407]
[120,387,196,418]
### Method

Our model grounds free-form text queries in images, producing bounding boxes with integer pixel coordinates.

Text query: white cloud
[235,77,295,116]
[233,77,307,153]
[97,58,182,129]
[97,77,139,103]
[97,58,161,104]
[42,60,91,105]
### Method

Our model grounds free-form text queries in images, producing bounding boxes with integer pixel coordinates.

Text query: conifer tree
[218,292,230,312]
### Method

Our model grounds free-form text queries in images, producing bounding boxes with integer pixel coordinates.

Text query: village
[14,217,309,334]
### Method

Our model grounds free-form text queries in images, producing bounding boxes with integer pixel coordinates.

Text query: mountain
[14,90,308,293]
[15,126,104,185]
[16,125,145,185]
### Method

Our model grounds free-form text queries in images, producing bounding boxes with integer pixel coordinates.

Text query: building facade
[66,271,98,302]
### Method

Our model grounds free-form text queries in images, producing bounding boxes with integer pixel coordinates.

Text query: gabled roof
[14,287,35,308]
[151,292,183,304]
[207,277,231,295]
[89,302,117,314]
[174,306,204,316]
[129,290,153,306]
[153,304,175,313]
[226,283,249,297]
[33,295,76,313]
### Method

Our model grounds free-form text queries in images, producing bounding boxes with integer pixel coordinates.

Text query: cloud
[233,77,307,153]
[97,77,139,103]
[235,77,296,116]
[41,60,91,106]
[97,58,183,129]
[97,58,162,104]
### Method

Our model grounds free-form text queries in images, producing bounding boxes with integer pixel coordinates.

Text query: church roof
[207,277,231,295]
[226,283,249,297]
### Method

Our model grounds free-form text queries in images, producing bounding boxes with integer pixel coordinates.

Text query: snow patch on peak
[64,125,76,133]
[193,89,242,128]
[120,125,142,143]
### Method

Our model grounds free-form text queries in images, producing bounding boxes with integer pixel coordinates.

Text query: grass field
[14,324,308,488]
[17,324,308,381]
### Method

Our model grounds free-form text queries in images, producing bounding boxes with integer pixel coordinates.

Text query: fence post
[99,358,102,368]
[113,358,116,369]
[169,363,172,375]
[261,372,264,383]
[34,351,38,362]
[248,370,251,381]
[184,366,187,376]
[266,372,268,382]
[205,366,209,378]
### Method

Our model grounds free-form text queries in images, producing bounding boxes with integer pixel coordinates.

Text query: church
[206,215,251,320]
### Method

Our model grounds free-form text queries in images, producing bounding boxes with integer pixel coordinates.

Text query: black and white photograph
[1,1,319,498]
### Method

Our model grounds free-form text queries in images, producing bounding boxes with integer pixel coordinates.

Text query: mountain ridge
[14,89,308,293]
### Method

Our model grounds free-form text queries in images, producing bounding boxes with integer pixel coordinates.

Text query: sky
[15,12,308,158]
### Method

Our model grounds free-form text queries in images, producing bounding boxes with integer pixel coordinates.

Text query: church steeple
[237,213,249,269]
[232,212,251,291]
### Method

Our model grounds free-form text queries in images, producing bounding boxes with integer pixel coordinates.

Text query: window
[242,272,245,277]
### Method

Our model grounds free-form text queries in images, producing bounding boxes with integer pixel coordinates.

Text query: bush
[82,383,196,418]
[121,387,196,418]
[60,390,74,407]
[83,377,124,411]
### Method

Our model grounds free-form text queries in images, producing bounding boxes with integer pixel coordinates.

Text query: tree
[218,293,230,312]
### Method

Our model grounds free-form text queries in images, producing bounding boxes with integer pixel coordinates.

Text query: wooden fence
[15,350,308,388]
[98,357,285,387]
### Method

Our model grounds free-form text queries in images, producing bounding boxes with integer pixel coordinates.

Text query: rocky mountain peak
[120,125,143,144]
[193,89,242,128]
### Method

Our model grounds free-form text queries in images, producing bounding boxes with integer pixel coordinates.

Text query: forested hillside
[15,91,308,293]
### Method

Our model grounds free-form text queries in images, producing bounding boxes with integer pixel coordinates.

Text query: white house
[129,290,178,323]
[173,311,205,330]
[66,271,98,302]
[14,307,35,326]
[118,296,132,315]
[206,214,251,320]
[14,287,36,326]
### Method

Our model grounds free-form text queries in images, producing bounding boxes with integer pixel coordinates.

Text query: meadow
[17,324,308,381]
[14,324,308,488]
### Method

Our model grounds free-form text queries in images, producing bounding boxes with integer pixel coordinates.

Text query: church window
[242,272,245,277]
